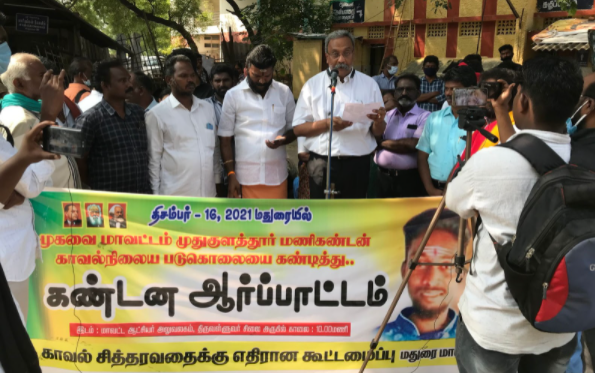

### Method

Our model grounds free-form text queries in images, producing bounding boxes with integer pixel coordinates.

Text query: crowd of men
[2,24,595,373]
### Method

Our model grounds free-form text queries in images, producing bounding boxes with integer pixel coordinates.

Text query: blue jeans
[456,316,577,373]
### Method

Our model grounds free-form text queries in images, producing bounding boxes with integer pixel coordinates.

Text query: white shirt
[218,79,296,186]
[292,69,383,156]
[146,94,222,197]
[445,129,575,355]
[79,90,103,113]
[0,106,73,189]
[56,102,78,128]
[0,137,54,282]
[146,98,158,112]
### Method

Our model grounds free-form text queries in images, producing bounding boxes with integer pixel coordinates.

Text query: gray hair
[324,30,356,54]
[1,53,39,93]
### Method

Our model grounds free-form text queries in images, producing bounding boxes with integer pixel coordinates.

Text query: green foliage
[62,0,212,54]
[241,0,332,61]
[557,0,578,15]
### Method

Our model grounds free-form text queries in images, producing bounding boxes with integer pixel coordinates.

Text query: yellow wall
[394,38,416,68]
[457,36,481,58]
[459,0,483,17]
[354,41,372,74]
[425,34,447,57]
[493,34,516,58]
[292,40,322,100]
[427,4,447,19]
[394,0,414,21]
[365,0,385,22]
[497,0,526,15]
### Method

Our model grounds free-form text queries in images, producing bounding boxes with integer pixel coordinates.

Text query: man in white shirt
[79,63,103,113]
[146,55,222,197]
[293,30,386,199]
[445,56,580,372]
[219,45,296,199]
[0,53,78,189]
[128,71,158,112]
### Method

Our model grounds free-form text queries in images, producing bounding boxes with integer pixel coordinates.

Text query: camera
[42,126,85,158]
[482,82,503,100]
[452,87,488,108]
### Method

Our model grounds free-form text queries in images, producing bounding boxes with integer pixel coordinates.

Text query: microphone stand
[325,85,337,199]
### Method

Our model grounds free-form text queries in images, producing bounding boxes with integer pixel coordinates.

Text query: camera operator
[445,56,582,373]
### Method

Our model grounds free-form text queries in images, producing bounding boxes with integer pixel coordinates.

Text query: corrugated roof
[532,43,589,51]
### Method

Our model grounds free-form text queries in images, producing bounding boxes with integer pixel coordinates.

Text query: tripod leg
[455,217,467,283]
[359,197,447,373]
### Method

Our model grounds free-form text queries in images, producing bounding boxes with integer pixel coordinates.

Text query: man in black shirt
[76,58,152,194]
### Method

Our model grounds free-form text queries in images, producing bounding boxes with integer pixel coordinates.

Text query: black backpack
[493,133,595,333]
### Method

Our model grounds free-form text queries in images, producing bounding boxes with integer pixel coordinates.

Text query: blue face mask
[388,66,398,75]
[566,118,577,135]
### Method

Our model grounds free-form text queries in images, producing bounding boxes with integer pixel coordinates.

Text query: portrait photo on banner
[379,208,472,342]
[108,203,127,229]
[85,203,105,228]
[62,202,82,228]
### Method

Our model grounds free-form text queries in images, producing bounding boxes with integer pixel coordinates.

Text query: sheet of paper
[342,102,383,124]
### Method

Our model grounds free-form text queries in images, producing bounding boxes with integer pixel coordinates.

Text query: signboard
[16,13,49,34]
[332,0,365,23]
[538,0,593,12]
[29,190,468,372]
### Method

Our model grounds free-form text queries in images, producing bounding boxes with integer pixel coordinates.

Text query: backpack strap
[73,88,89,104]
[499,133,566,175]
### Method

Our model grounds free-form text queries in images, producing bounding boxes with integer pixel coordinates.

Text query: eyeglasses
[329,50,354,59]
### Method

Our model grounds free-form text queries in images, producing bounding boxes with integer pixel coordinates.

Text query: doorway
[370,45,385,77]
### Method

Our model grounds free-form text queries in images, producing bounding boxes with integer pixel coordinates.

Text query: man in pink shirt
[375,74,430,198]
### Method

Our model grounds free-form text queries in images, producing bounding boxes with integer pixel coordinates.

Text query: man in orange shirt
[64,57,93,104]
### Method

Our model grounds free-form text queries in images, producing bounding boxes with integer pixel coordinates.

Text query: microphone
[330,68,339,89]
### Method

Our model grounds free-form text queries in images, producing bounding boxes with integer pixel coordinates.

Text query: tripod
[358,107,498,373]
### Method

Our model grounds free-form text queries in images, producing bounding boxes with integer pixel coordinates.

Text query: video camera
[453,87,498,143]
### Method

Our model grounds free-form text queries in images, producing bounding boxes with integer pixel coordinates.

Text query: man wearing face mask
[293,30,386,199]
[418,55,445,112]
[219,45,296,199]
[496,44,522,72]
[372,55,399,90]
[375,74,429,198]
[65,57,93,104]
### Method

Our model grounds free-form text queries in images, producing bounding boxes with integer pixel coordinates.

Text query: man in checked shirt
[76,58,152,194]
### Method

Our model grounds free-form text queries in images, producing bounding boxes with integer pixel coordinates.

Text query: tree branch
[225,0,256,43]
[116,0,198,52]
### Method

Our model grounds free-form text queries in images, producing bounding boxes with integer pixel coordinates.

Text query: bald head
[0,53,46,100]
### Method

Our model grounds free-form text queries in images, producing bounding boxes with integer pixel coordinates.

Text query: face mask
[424,68,437,77]
[569,99,589,133]
[83,74,91,87]
[388,66,398,75]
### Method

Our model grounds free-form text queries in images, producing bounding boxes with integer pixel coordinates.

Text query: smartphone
[42,126,85,158]
[452,88,488,107]
[482,82,503,100]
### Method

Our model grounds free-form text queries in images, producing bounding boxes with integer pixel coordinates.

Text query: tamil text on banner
[29,190,471,372]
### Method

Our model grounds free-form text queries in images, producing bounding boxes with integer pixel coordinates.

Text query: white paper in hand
[342,102,383,124]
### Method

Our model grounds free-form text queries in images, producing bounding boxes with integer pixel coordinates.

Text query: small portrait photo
[85,203,105,228]
[63,202,82,228]
[108,203,127,229]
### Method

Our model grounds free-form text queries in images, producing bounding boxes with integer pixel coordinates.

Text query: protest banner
[28,190,468,372]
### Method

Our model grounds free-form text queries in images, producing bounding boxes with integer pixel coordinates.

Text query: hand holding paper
[342,102,384,124]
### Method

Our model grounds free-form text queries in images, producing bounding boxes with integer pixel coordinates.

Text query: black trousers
[308,152,371,199]
[376,168,427,198]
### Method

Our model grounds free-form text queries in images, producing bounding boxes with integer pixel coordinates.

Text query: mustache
[333,63,351,70]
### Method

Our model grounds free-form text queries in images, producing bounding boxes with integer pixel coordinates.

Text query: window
[204,36,212,40]
[459,22,482,37]
[342,27,355,34]
[427,23,447,38]
[212,44,220,48]
[397,24,414,38]
[368,26,385,39]
[211,35,220,41]
[496,20,516,35]
[205,43,212,48]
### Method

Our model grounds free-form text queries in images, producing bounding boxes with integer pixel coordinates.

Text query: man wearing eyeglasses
[375,74,430,198]
[293,30,386,199]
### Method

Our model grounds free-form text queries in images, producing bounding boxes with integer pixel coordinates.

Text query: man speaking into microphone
[293,30,386,199]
